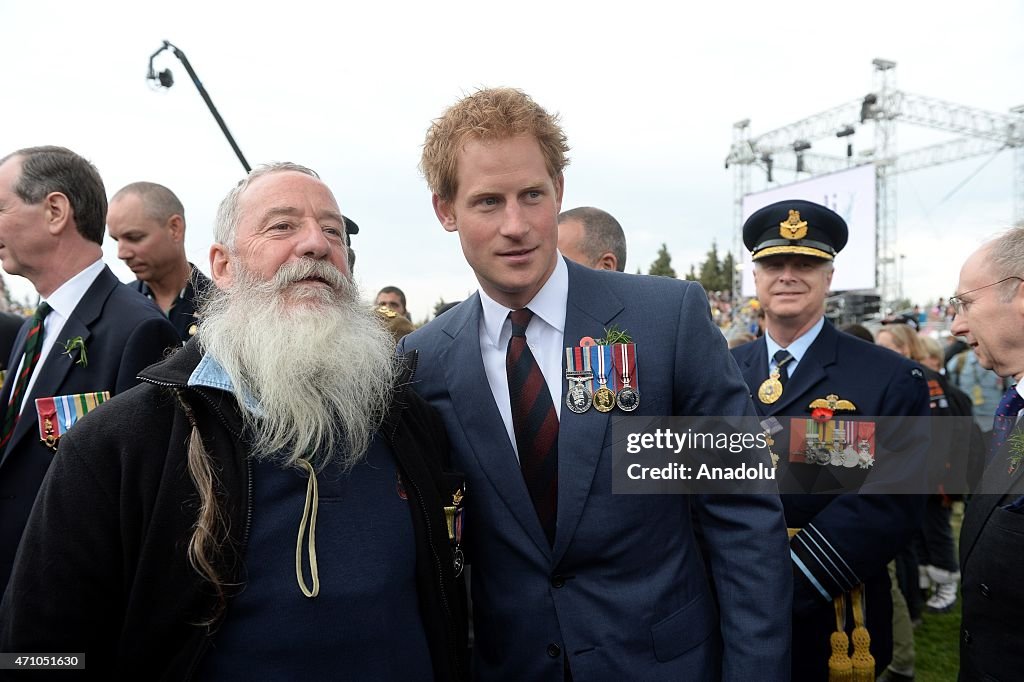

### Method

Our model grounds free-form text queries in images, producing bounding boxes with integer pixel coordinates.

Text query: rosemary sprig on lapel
[1008,430,1024,474]
[62,336,88,368]
[596,325,633,345]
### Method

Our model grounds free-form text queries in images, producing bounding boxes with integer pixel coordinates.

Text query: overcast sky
[2,0,1021,319]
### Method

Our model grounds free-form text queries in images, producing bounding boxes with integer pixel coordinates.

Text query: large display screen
[739,164,877,297]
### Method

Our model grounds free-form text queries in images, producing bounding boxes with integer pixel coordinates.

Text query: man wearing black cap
[731,200,930,681]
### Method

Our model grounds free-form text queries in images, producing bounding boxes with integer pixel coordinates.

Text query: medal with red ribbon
[613,343,640,412]
[35,391,111,452]
[564,346,594,414]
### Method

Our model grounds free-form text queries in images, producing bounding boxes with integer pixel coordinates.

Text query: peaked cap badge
[779,209,808,241]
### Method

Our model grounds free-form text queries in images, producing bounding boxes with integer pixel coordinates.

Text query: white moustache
[273,259,347,290]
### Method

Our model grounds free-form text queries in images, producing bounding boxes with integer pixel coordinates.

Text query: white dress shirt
[19,260,105,405]
[478,256,568,460]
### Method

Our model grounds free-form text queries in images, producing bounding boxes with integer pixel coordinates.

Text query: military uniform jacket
[732,320,930,680]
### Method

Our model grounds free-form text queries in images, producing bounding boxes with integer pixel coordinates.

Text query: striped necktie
[506,308,559,545]
[1,302,53,448]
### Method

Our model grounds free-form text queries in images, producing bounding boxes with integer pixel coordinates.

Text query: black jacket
[0,340,467,681]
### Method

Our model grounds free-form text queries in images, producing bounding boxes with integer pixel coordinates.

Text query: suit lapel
[961,422,1024,564]
[441,294,552,557]
[960,492,1002,565]
[6,320,89,457]
[0,268,117,465]
[552,262,625,564]
[0,321,31,409]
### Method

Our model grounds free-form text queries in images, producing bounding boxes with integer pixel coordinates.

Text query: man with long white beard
[0,163,468,681]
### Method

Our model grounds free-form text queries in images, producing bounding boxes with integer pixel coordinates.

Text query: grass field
[911,501,964,682]
[915,606,960,682]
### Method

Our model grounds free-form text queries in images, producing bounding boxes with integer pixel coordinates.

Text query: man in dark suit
[730,200,930,681]
[107,182,212,342]
[399,87,791,681]
[0,146,179,593]
[950,228,1024,680]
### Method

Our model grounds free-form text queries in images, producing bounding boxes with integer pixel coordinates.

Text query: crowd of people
[0,87,1020,681]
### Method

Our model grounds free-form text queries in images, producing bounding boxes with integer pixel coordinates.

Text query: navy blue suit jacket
[400,259,791,682]
[732,322,929,680]
[0,266,179,593]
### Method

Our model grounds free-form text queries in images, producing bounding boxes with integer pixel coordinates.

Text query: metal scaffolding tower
[873,59,898,305]
[725,59,1024,304]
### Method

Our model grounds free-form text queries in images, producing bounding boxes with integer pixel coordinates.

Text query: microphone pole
[149,41,251,173]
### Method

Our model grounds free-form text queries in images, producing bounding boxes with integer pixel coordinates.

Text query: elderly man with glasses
[951,228,1024,681]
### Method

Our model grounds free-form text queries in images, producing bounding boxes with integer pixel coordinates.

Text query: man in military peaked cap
[743,199,849,262]
[731,199,930,681]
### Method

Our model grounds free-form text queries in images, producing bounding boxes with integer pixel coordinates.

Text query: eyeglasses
[949,276,1023,315]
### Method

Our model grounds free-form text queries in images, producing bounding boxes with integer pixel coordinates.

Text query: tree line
[646,241,735,293]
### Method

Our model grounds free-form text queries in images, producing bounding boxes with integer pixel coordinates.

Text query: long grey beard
[197,258,399,470]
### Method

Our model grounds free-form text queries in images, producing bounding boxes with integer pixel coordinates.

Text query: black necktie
[773,349,794,388]
[506,308,559,545]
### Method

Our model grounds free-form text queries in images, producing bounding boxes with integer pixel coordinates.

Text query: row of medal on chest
[563,343,639,414]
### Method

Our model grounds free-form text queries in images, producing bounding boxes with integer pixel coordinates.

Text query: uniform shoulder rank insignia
[779,209,808,241]
[35,391,111,451]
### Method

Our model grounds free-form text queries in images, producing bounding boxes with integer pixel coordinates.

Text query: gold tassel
[850,584,875,681]
[828,594,853,682]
